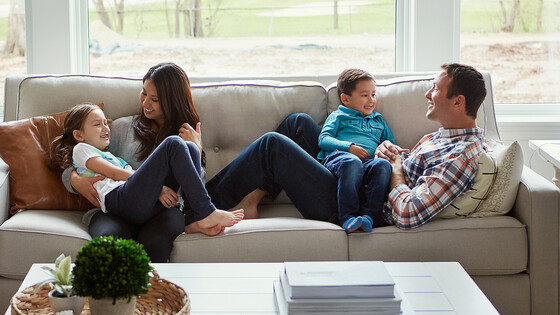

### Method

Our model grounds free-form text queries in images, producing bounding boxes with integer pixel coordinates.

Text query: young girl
[51,104,244,237]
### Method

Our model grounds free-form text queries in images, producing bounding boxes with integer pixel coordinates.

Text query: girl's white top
[73,142,132,212]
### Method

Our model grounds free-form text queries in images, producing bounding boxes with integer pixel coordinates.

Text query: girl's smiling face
[72,108,110,150]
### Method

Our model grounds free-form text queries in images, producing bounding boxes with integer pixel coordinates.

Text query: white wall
[25,0,88,74]
[396,0,461,72]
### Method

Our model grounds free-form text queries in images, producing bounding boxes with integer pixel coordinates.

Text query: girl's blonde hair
[50,103,102,169]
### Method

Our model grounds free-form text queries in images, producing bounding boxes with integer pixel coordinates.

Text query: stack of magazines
[273,261,401,315]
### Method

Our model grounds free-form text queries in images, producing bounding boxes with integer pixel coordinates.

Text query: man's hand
[159,185,179,208]
[70,171,104,208]
[389,154,406,190]
[349,144,369,159]
[375,140,410,161]
[179,122,202,153]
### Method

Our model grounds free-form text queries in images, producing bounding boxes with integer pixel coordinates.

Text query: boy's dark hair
[337,68,375,100]
[441,63,487,119]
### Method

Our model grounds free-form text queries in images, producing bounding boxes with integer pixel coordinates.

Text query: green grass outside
[461,0,560,33]
[0,0,558,41]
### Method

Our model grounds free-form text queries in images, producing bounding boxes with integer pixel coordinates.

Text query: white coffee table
[7,262,498,314]
[529,140,560,188]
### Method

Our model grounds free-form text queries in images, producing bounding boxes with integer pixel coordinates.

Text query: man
[375,63,488,229]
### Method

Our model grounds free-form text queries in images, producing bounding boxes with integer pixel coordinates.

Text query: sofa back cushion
[192,81,327,179]
[326,73,499,150]
[10,73,498,182]
[12,75,328,180]
[15,75,143,121]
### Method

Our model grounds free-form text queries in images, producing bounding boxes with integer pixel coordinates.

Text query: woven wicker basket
[11,269,190,315]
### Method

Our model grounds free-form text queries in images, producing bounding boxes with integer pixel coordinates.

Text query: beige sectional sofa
[0,72,558,315]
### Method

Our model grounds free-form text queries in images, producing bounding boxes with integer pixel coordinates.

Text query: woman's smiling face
[140,79,164,127]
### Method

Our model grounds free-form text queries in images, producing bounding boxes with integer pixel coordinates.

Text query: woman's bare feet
[231,188,266,219]
[198,209,244,229]
[185,222,224,236]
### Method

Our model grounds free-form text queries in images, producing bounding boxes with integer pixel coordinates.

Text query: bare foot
[184,221,223,236]
[231,188,266,219]
[198,209,244,229]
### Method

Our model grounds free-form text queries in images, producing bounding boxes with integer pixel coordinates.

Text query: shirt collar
[338,105,381,118]
[438,127,484,138]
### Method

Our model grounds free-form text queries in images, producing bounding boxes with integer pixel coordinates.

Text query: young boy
[318,68,395,233]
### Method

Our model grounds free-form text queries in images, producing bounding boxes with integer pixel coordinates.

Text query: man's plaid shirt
[383,127,487,229]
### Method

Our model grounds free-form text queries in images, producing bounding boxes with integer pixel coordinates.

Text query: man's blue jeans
[322,151,392,226]
[206,114,338,223]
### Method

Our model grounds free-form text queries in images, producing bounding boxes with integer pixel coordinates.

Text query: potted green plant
[33,253,85,315]
[71,236,152,315]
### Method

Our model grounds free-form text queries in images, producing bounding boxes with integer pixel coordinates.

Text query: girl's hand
[159,185,178,209]
[349,144,369,159]
[70,170,104,208]
[179,122,203,153]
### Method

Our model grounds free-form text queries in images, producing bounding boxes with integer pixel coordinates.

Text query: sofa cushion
[470,140,524,217]
[328,76,439,150]
[0,210,90,279]
[326,74,498,150]
[171,216,348,263]
[0,110,95,213]
[348,215,527,276]
[191,80,328,180]
[437,151,498,218]
[16,75,141,120]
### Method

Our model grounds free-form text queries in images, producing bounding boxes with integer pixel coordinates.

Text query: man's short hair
[337,68,375,99]
[441,63,487,119]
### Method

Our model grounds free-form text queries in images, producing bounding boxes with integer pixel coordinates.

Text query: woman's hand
[70,170,104,208]
[179,122,203,153]
[159,185,179,208]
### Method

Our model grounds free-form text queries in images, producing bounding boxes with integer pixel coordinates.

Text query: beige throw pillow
[437,151,498,219]
[468,140,524,217]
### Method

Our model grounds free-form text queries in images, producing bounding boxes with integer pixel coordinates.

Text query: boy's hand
[159,185,179,209]
[375,140,409,161]
[349,144,369,159]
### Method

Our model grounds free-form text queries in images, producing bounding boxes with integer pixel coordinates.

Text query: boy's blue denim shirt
[317,105,395,160]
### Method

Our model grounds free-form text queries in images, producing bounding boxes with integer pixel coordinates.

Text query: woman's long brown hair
[132,62,205,165]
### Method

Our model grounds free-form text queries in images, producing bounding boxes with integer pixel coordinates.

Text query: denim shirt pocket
[368,120,384,141]
[341,118,361,131]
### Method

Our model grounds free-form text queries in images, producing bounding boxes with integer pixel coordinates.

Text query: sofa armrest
[509,166,560,315]
[0,156,9,225]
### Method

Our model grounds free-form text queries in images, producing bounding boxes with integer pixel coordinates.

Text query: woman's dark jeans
[91,136,213,262]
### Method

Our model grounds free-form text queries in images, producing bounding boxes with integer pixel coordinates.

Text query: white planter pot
[88,296,137,315]
[48,289,85,315]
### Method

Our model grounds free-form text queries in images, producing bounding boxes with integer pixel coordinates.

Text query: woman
[65,62,224,262]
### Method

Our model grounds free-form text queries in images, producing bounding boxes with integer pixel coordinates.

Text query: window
[88,0,396,77]
[460,0,560,104]
[0,0,26,122]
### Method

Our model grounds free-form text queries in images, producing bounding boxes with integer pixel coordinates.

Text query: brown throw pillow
[0,104,104,214]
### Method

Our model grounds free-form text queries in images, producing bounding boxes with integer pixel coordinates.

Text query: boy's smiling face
[341,79,376,116]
